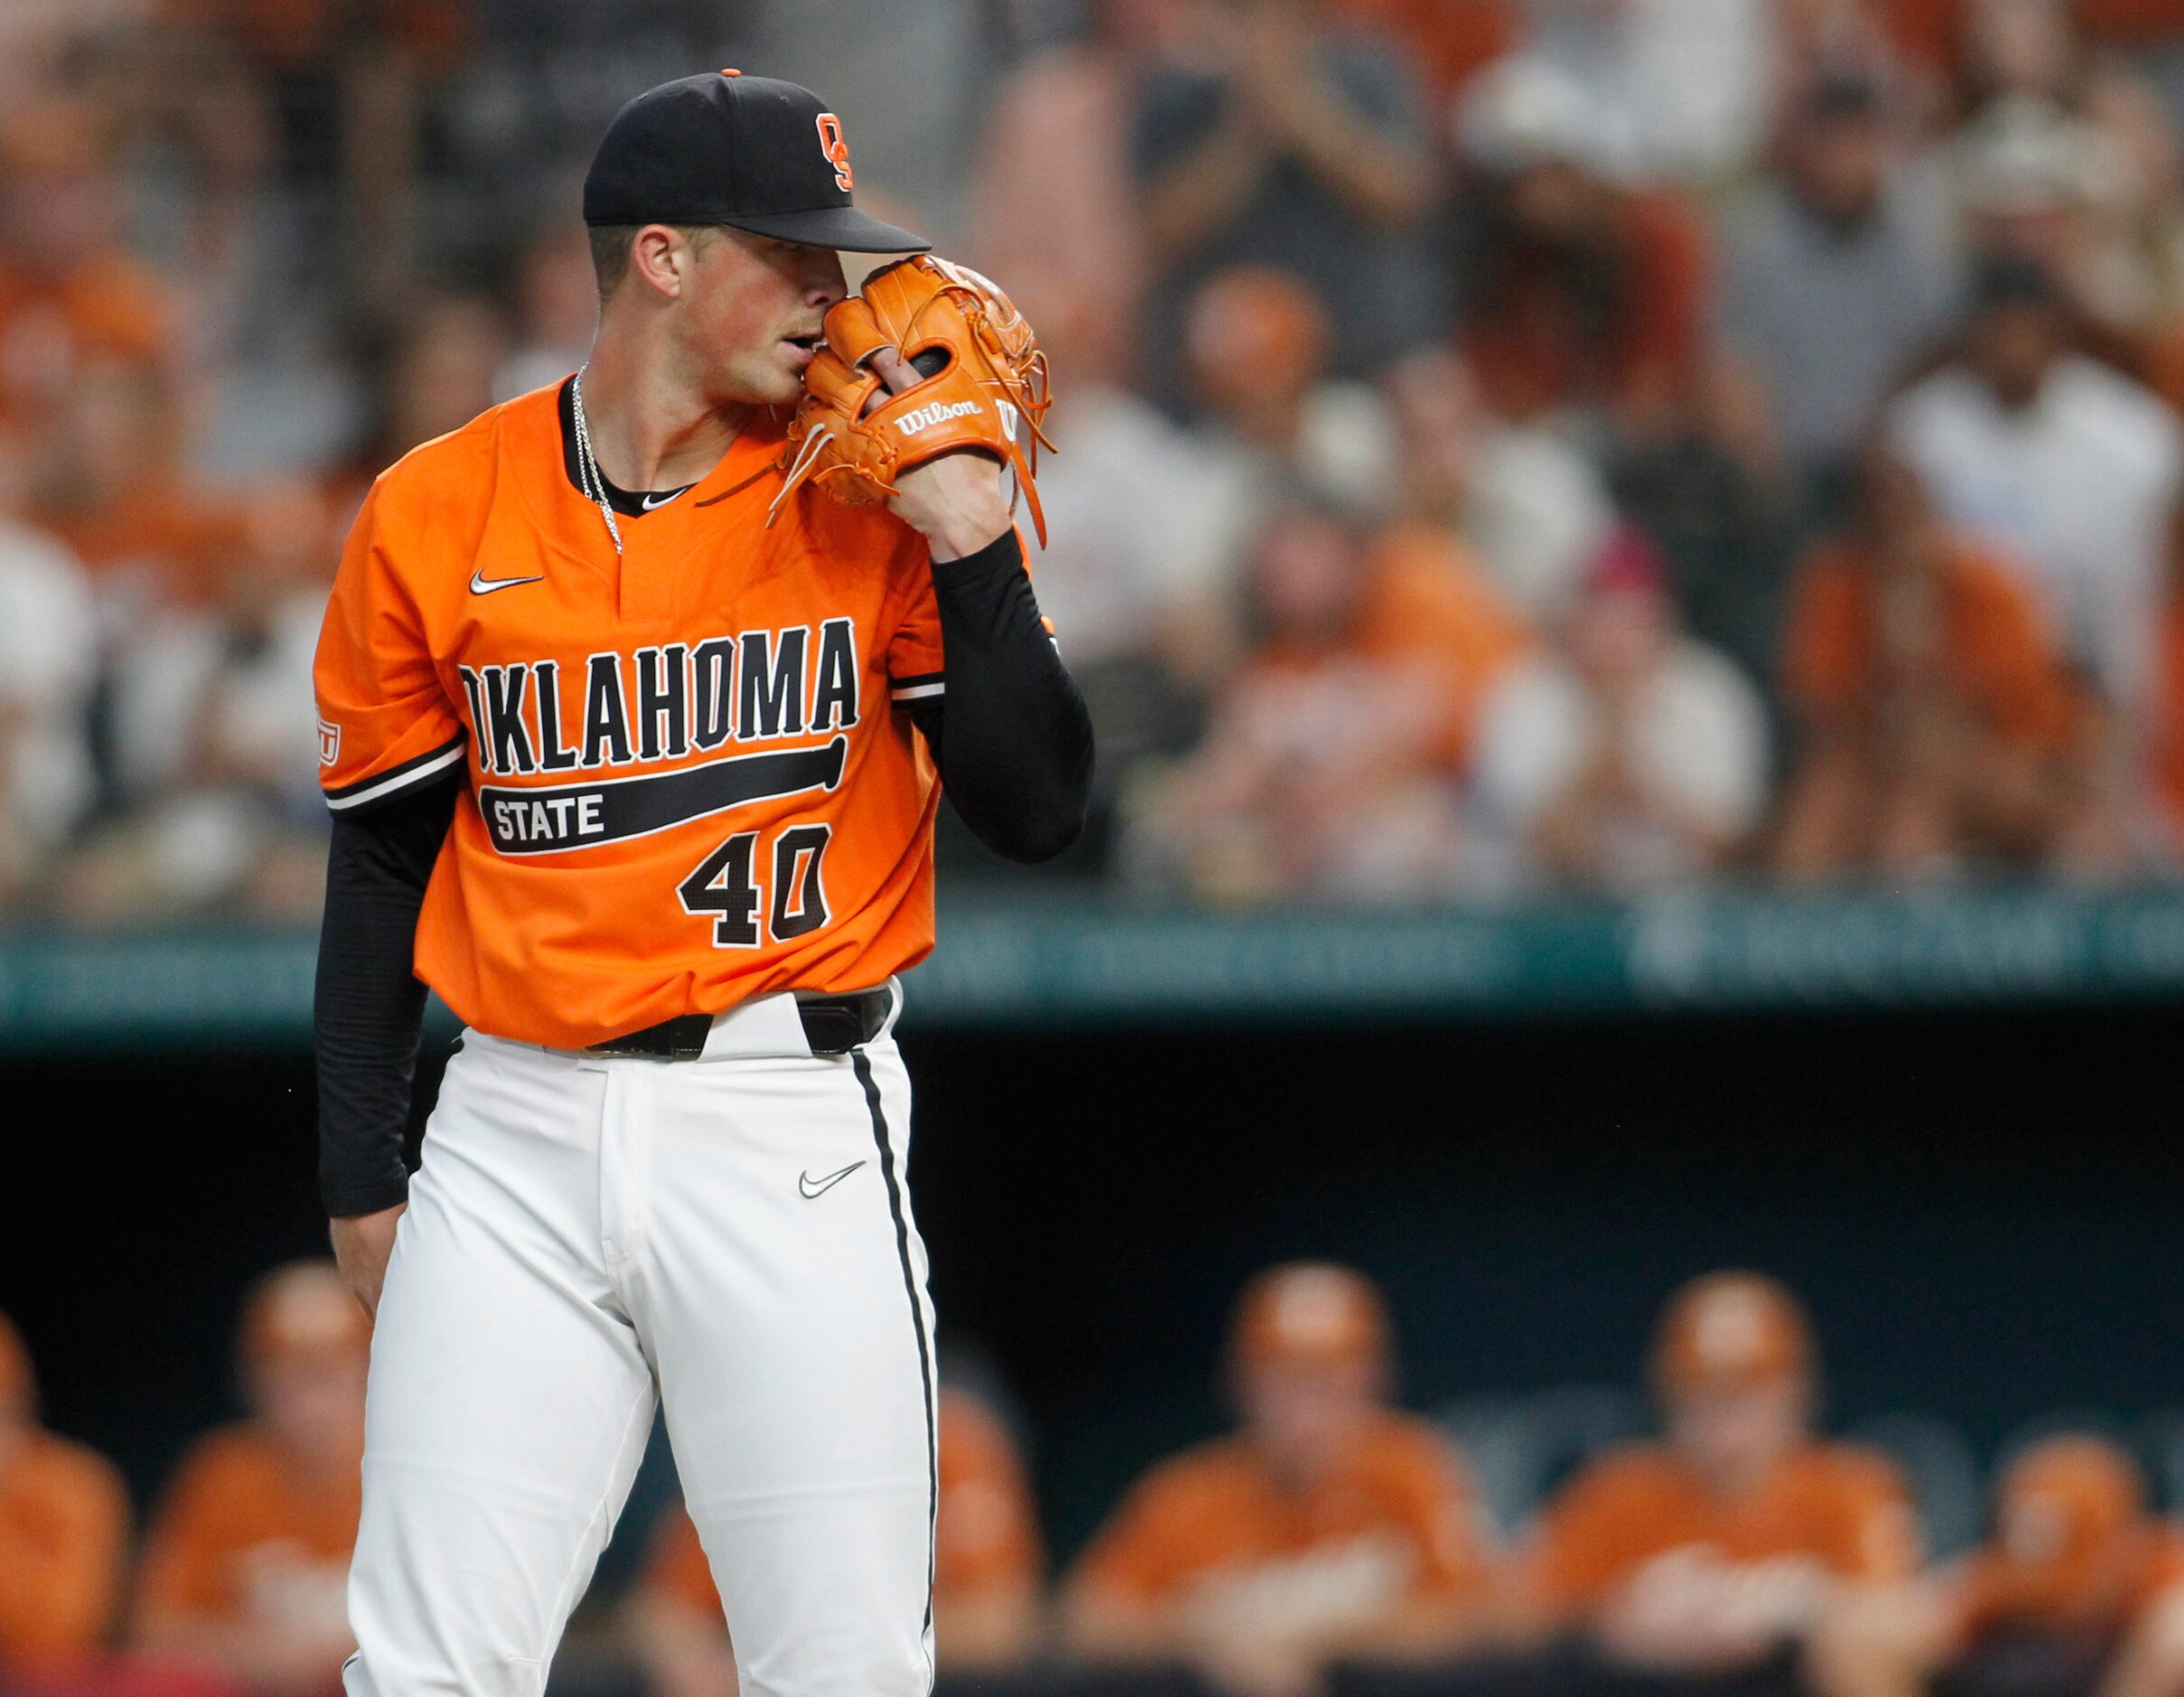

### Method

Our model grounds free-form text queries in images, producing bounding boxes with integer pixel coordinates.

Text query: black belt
[590,988,891,1060]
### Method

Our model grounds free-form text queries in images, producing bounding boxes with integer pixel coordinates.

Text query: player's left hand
[331,1203,406,1321]
[866,346,1013,562]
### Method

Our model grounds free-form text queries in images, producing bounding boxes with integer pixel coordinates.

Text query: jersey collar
[555,377,788,518]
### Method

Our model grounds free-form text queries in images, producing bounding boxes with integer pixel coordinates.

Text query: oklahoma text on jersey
[457,620,862,853]
[313,380,957,1050]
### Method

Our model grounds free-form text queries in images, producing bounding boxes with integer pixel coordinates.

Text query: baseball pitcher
[310,70,1092,1697]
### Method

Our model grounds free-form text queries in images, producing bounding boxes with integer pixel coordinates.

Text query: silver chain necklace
[570,366,625,558]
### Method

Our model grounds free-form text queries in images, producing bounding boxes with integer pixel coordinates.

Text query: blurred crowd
[22,1,2184,913]
[8,1263,2184,1697]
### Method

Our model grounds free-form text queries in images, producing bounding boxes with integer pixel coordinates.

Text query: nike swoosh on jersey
[639,489,688,511]
[799,1160,867,1199]
[470,570,545,595]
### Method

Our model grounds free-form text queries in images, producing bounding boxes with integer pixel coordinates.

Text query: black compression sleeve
[314,774,460,1217]
[908,529,1093,863]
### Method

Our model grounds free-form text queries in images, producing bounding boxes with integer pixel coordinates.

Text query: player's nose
[803,249,848,311]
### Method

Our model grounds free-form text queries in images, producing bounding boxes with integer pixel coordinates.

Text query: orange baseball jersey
[1070,1412,1495,1632]
[1523,1442,1918,1627]
[1951,1439,2184,1637]
[643,1387,1042,1614]
[1954,1525,2184,1639]
[314,381,953,1048]
[134,1424,361,1634]
[0,1430,132,1658]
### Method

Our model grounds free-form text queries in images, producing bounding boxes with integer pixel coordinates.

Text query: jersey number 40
[679,824,832,948]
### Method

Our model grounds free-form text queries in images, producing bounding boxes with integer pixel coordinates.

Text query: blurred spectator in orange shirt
[630,1383,1045,1696]
[1514,1273,1920,1683]
[1470,528,1768,891]
[1812,1436,2184,1697]
[1126,502,1526,901]
[1066,1263,1499,1697]
[0,98,180,428]
[1452,55,1713,435]
[1366,519,1536,773]
[1775,447,2103,880]
[0,1307,132,1674]
[1129,0,1441,397]
[134,1261,368,1697]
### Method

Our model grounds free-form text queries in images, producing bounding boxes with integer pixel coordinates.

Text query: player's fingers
[867,345,917,408]
[858,347,914,420]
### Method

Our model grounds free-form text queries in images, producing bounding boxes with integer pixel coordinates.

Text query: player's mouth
[782,332,826,369]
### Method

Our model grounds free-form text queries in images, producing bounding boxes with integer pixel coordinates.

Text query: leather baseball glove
[769,255,1055,543]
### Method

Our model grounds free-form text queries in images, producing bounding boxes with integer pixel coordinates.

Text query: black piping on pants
[853,1048,939,1658]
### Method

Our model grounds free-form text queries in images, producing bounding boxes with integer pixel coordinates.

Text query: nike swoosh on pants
[799,1161,867,1199]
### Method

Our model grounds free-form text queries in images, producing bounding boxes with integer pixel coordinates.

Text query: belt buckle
[593,1011,710,1059]
[799,1001,862,1056]
[796,987,887,1056]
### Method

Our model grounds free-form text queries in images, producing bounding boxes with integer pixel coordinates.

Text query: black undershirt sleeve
[314,773,460,1217]
[906,529,1093,864]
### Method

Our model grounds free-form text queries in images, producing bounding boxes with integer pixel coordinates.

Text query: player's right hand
[329,1204,406,1321]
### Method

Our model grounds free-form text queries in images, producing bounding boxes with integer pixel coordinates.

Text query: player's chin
[713,349,811,409]
[748,352,812,405]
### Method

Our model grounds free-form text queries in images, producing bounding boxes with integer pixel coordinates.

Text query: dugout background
[11,997,2179,1580]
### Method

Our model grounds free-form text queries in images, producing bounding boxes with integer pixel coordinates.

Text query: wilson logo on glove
[895,400,981,436]
[769,253,1056,543]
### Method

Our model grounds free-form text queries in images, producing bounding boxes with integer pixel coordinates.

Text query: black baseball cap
[583,70,929,254]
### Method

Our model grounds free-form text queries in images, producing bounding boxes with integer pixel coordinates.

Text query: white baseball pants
[342,987,937,1697]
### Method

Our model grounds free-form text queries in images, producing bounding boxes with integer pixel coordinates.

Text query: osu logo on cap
[815,113,853,192]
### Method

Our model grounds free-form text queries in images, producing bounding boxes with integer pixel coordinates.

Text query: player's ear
[626,224,689,302]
